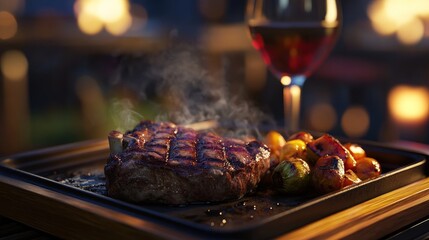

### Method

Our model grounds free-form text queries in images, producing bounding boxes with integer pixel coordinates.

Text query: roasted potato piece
[264,131,286,157]
[312,155,345,193]
[307,134,356,170]
[280,139,307,160]
[272,158,311,194]
[355,157,381,180]
[344,143,366,160]
[343,169,362,187]
[288,131,314,144]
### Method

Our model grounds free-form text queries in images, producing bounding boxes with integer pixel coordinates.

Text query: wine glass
[246,0,341,132]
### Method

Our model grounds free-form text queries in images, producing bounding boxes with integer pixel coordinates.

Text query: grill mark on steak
[105,120,271,204]
[224,138,252,170]
[196,132,229,169]
[168,127,197,167]
[141,123,177,163]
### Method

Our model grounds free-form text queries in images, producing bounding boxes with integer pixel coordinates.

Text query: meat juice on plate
[249,22,339,78]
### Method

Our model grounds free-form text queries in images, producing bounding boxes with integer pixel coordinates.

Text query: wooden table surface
[1,174,428,239]
[279,177,429,240]
[1,140,428,239]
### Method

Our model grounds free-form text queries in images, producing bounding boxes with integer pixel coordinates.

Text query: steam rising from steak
[114,46,274,137]
[105,121,271,204]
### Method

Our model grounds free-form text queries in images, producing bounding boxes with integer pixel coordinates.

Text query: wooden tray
[0,139,427,239]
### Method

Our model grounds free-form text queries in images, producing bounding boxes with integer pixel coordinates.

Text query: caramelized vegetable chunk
[307,134,356,170]
[288,131,314,144]
[312,155,345,193]
[355,157,381,180]
[344,143,366,160]
[343,169,362,187]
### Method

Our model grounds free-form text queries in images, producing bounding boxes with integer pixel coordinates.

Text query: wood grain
[278,177,429,240]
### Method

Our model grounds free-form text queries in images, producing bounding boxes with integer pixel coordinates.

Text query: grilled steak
[104,121,271,204]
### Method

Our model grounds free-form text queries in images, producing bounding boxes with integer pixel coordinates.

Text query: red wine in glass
[246,0,341,131]
[249,22,339,79]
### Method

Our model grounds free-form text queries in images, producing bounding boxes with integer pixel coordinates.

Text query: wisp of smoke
[110,98,143,132]
[115,45,274,138]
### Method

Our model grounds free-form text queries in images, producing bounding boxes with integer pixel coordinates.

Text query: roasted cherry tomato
[280,139,307,160]
[344,143,366,160]
[264,131,286,156]
[355,157,381,180]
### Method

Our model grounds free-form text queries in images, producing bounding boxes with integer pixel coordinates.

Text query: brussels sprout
[272,158,311,194]
[312,155,345,193]
[355,157,381,180]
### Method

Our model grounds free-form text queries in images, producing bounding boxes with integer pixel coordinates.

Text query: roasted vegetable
[307,134,357,170]
[312,155,345,193]
[264,131,286,157]
[343,169,362,187]
[280,139,307,160]
[344,143,366,160]
[264,130,382,195]
[272,158,311,194]
[288,131,314,144]
[355,157,381,180]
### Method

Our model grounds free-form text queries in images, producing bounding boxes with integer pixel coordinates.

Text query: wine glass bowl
[247,0,341,131]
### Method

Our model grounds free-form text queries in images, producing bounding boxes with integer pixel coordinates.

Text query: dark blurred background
[0,0,428,155]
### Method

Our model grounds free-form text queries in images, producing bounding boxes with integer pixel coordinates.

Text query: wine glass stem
[283,85,302,132]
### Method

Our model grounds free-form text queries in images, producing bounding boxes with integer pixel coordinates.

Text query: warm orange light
[74,0,132,35]
[0,11,18,40]
[106,13,132,35]
[368,0,429,45]
[323,0,338,27]
[397,18,424,45]
[341,106,370,138]
[77,11,103,35]
[388,85,429,124]
[1,50,28,81]
[281,76,291,86]
[308,103,337,132]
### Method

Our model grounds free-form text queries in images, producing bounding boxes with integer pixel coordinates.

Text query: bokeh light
[308,103,337,132]
[1,50,28,81]
[324,0,338,27]
[77,11,103,35]
[341,106,370,138]
[74,0,133,35]
[0,11,18,40]
[281,76,291,86]
[105,13,132,35]
[368,0,429,45]
[388,85,429,124]
[396,17,424,45]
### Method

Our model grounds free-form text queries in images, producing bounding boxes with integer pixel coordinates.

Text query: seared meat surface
[105,121,271,204]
